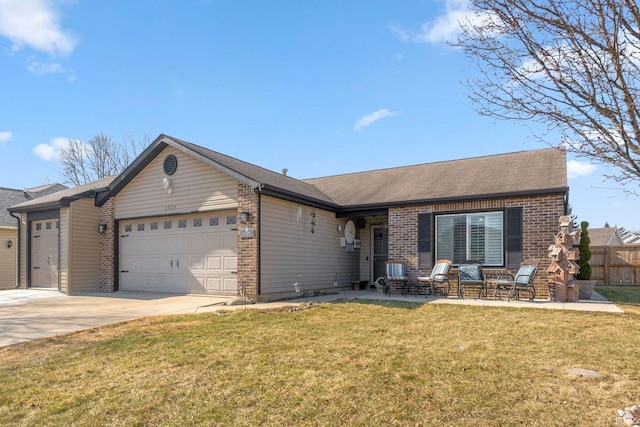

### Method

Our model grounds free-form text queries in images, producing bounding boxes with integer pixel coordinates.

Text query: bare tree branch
[456,0,640,188]
[58,132,148,185]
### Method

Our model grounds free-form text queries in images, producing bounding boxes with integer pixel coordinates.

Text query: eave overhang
[257,184,340,212]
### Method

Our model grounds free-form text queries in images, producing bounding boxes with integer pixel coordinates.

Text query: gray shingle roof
[9,177,115,212]
[168,136,337,206]
[99,134,568,212]
[0,188,27,227]
[1,183,68,226]
[588,227,624,246]
[303,148,568,207]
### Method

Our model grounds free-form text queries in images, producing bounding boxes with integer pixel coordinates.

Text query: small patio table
[386,280,410,296]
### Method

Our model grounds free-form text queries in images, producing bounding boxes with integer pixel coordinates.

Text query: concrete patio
[247,288,624,313]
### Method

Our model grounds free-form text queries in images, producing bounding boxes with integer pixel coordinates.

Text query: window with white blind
[435,212,504,265]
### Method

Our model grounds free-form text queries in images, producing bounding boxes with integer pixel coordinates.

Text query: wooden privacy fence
[590,245,640,286]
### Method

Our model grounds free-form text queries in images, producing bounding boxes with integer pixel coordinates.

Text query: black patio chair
[458,260,486,299]
[493,259,539,302]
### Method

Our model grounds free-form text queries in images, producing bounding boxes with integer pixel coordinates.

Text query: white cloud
[0,131,12,142]
[354,109,398,132]
[26,56,76,80]
[0,0,77,56]
[390,0,497,45]
[567,160,597,179]
[33,136,70,161]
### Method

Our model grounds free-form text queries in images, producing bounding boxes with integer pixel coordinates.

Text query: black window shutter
[505,207,523,270]
[418,213,432,253]
[418,213,433,269]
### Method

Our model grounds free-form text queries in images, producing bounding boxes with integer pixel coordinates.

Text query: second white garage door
[119,211,238,295]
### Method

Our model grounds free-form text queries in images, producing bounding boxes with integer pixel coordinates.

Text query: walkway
[205,288,624,313]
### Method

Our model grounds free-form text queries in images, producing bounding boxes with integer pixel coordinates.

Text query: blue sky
[1,0,639,231]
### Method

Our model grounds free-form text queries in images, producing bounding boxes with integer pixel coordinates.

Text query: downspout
[254,184,264,297]
[9,211,21,288]
[257,193,262,296]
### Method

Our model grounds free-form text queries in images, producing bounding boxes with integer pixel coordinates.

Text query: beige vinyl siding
[260,196,359,297]
[115,146,239,219]
[358,222,372,284]
[67,199,101,294]
[0,228,17,288]
[59,207,69,293]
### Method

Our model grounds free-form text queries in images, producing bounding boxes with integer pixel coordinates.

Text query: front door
[31,220,59,288]
[372,226,388,281]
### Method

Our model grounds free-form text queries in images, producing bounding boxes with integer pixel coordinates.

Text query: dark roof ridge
[164,134,307,185]
[97,134,338,208]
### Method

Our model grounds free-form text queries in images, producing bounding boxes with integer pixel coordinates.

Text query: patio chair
[458,260,486,299]
[385,261,409,296]
[493,259,539,302]
[417,259,452,297]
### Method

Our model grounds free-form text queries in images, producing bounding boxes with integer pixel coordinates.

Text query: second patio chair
[417,259,452,297]
[458,260,486,299]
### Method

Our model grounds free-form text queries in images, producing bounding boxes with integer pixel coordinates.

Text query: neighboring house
[588,227,624,247]
[620,230,640,245]
[8,178,114,293]
[0,184,67,288]
[10,135,569,301]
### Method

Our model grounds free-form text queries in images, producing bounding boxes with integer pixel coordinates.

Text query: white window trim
[435,211,504,266]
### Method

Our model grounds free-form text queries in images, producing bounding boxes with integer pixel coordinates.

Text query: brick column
[99,197,116,292]
[237,184,259,301]
[388,207,420,279]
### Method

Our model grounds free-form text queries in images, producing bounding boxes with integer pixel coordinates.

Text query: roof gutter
[9,188,107,213]
[9,211,21,288]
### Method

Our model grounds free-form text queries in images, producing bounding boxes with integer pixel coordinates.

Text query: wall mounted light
[98,224,108,234]
[162,176,173,194]
[6,240,12,248]
[239,211,250,224]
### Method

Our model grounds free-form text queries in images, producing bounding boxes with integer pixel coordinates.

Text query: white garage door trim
[119,211,238,295]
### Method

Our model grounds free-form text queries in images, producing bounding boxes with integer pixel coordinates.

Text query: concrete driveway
[0,289,232,347]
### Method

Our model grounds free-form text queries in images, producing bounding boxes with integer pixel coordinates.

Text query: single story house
[588,227,624,247]
[9,134,569,301]
[0,184,66,288]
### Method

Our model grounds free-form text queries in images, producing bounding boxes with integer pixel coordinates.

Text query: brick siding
[99,197,115,292]
[388,194,566,298]
[237,183,259,301]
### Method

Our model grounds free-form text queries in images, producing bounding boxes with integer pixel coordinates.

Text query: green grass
[1,298,639,426]
[596,285,640,305]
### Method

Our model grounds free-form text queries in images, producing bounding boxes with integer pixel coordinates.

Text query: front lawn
[1,299,638,426]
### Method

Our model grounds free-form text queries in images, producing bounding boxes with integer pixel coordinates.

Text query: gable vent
[163,154,178,175]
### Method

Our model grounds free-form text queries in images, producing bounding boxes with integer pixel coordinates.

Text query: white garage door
[119,212,238,295]
[31,219,59,288]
